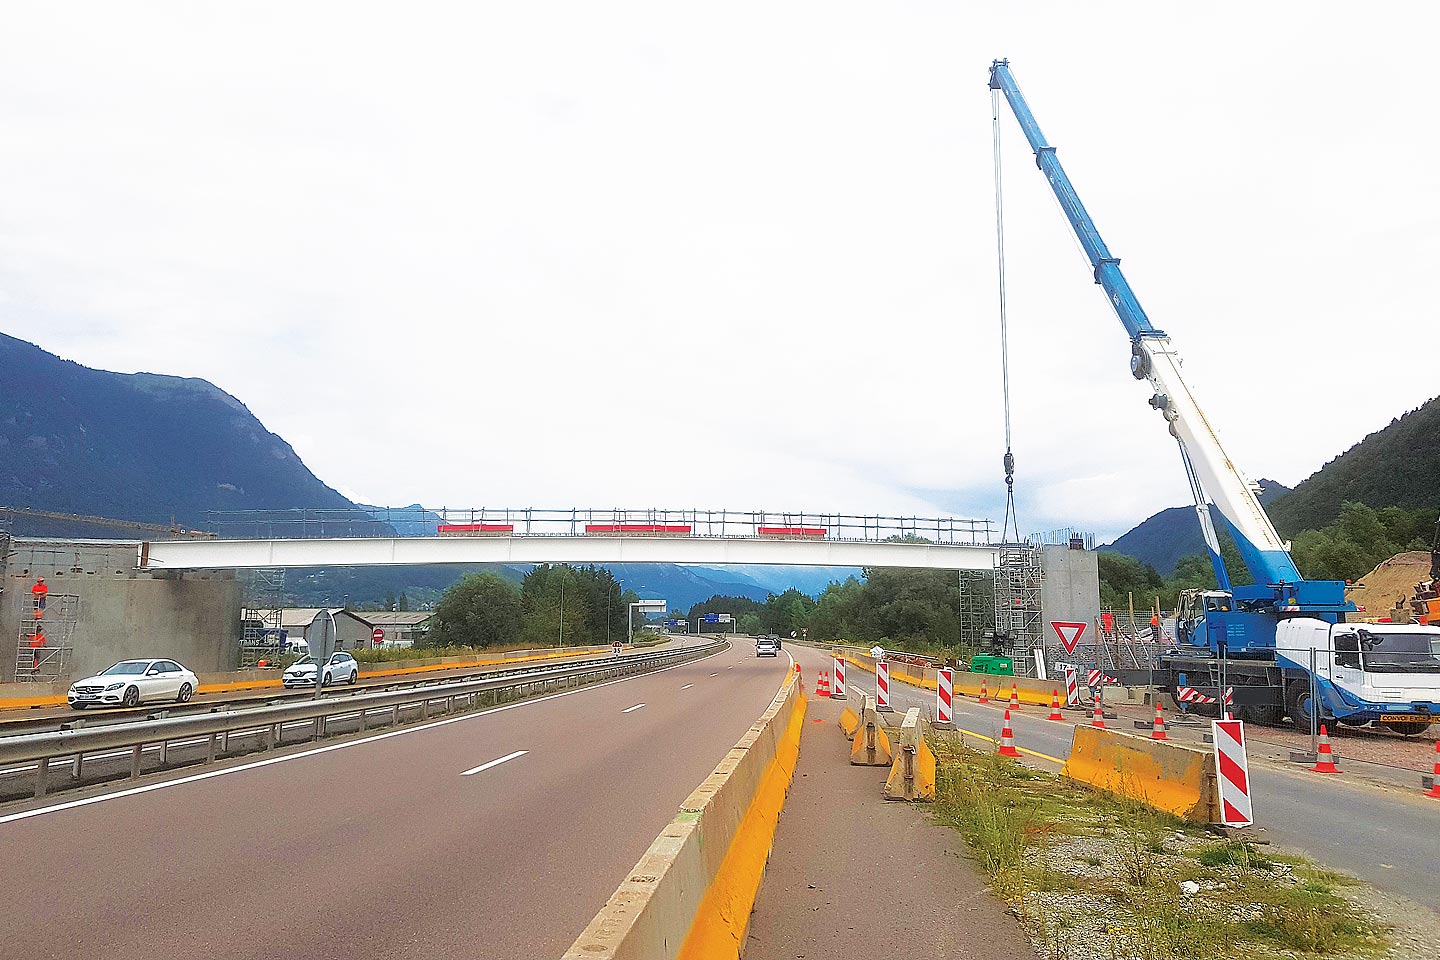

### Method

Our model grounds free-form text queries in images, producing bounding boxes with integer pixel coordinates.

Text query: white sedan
[282,652,360,688]
[68,659,200,709]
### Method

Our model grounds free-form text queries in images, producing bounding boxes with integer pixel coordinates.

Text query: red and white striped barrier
[876,660,893,712]
[937,668,953,726]
[1064,666,1079,706]
[1087,669,1119,687]
[1176,686,1233,706]
[832,657,846,700]
[1211,719,1253,826]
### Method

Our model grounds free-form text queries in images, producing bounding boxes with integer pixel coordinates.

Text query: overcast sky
[1,3,1435,541]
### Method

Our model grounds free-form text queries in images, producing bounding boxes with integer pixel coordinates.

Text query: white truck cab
[1275,618,1440,733]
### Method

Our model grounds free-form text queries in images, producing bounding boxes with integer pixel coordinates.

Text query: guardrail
[0,641,726,800]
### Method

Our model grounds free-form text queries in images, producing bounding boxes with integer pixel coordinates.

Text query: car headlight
[104,682,125,691]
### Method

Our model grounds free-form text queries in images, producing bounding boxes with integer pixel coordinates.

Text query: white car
[68,659,200,709]
[755,638,779,658]
[283,652,360,688]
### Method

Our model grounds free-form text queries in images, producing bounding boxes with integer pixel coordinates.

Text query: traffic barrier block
[850,694,892,766]
[1064,725,1221,824]
[883,707,935,801]
[838,702,861,740]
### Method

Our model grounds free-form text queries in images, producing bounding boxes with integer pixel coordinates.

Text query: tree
[426,573,522,648]
[521,564,592,647]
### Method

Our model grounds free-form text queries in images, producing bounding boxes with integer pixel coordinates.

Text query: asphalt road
[0,643,791,959]
[829,656,1440,912]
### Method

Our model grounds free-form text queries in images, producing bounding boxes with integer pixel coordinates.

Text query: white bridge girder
[139,535,1000,572]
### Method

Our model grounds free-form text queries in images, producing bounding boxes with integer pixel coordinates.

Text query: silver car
[68,659,200,709]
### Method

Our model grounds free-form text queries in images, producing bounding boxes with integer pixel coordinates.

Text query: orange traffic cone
[1309,725,1340,774]
[997,709,1021,758]
[817,671,830,698]
[1009,683,1020,711]
[978,678,989,704]
[1425,741,1440,799]
[1150,701,1167,741]
[1047,690,1064,721]
[1090,702,1106,729]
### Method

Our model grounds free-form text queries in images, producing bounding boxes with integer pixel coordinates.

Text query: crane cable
[992,87,1020,544]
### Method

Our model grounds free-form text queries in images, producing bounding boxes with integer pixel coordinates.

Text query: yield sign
[1051,621,1086,654]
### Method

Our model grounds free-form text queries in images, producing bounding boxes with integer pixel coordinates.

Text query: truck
[988,59,1440,732]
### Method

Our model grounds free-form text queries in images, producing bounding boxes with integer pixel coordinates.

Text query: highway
[0,643,790,960]
[803,647,1440,912]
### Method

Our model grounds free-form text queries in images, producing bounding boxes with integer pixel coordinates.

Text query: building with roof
[354,610,432,648]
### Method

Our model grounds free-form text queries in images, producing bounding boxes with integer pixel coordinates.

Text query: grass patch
[930,733,1387,959]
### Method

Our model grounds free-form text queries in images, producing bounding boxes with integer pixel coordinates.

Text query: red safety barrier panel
[757,526,827,537]
[584,524,692,534]
[437,523,516,534]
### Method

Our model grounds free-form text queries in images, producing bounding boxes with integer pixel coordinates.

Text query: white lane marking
[622,703,646,714]
[0,648,724,827]
[709,673,718,677]
[461,750,528,776]
[727,665,734,669]
[681,684,694,690]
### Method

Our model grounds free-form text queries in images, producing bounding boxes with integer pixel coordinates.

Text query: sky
[1,3,1435,542]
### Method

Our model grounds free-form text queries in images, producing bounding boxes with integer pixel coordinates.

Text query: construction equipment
[989,60,1440,733]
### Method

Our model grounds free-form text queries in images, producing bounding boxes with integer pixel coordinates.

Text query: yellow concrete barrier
[838,703,860,740]
[883,707,935,801]
[1063,725,1220,823]
[850,694,892,766]
[563,669,806,960]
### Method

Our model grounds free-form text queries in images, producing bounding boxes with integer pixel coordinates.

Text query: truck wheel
[1241,703,1284,727]
[1286,680,1314,732]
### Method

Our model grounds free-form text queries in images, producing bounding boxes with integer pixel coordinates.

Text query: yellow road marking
[950,726,1066,765]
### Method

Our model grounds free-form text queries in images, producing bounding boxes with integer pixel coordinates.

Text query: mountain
[1101,479,1291,575]
[0,333,353,526]
[1266,395,1440,534]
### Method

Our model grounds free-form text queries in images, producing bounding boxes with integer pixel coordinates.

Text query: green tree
[426,573,522,648]
[521,564,592,646]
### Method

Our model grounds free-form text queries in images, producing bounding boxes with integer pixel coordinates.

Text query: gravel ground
[1007,826,1440,960]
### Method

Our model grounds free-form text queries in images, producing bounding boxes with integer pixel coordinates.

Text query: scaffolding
[13,594,80,682]
[240,569,287,668]
[993,544,1044,674]
[957,568,995,654]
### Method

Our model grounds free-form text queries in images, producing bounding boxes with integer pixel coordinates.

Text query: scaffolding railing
[201,507,996,546]
[13,594,79,682]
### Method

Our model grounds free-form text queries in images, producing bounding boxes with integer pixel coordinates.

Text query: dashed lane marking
[461,750,528,776]
[622,703,646,714]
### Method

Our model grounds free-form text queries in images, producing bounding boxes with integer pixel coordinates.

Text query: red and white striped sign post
[936,667,954,728]
[1063,665,1080,706]
[875,660,893,712]
[831,656,847,700]
[1211,719,1254,826]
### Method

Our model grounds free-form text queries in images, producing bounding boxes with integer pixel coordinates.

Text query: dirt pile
[1347,551,1432,617]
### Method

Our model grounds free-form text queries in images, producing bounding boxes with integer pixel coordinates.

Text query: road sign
[613,641,623,657]
[1212,719,1254,826]
[1051,621,1086,654]
[717,613,732,623]
[372,627,385,646]
[704,613,720,623]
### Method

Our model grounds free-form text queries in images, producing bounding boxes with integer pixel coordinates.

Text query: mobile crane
[989,60,1440,732]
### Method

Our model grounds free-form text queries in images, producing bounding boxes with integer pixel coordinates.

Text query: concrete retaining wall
[563,669,805,960]
[1063,725,1220,823]
[2,540,241,683]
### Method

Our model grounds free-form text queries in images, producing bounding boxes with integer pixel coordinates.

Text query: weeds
[930,736,1387,959]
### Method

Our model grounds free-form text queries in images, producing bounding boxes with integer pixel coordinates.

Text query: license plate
[1379,714,1425,723]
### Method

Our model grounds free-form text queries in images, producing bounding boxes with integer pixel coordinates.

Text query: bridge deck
[140,534,999,571]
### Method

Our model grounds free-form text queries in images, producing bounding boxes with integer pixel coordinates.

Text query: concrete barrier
[563,669,806,960]
[0,644,611,710]
[850,694,892,767]
[1063,725,1220,824]
[883,707,936,801]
